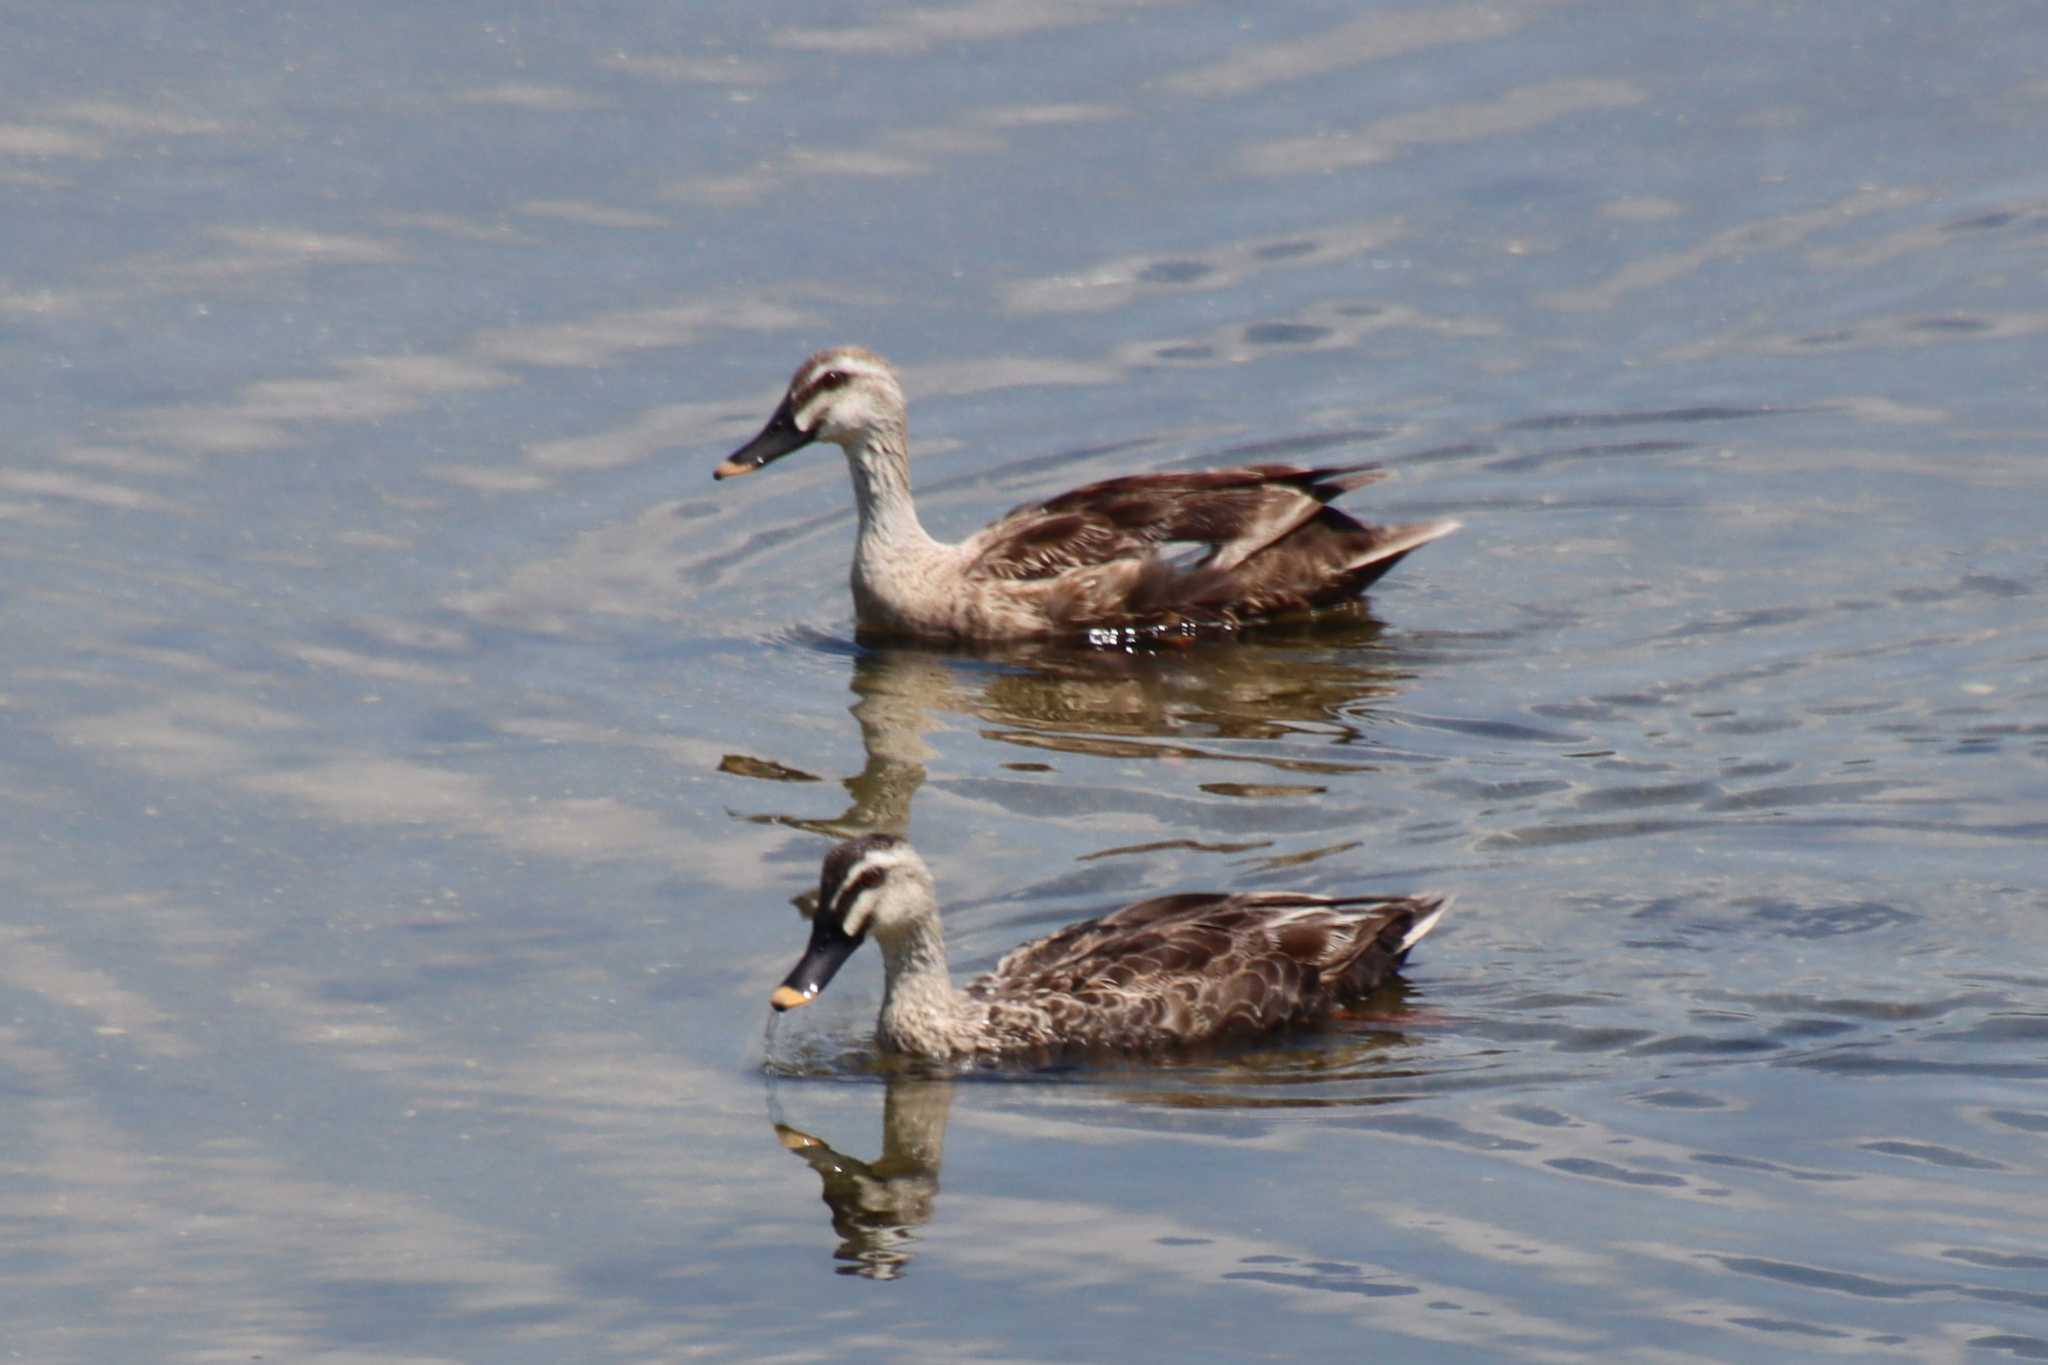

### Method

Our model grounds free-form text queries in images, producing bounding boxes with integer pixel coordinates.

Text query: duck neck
[874,912,976,1056]
[845,427,939,557]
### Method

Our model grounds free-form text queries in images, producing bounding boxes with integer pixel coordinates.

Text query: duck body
[770,834,1449,1063]
[715,347,1459,642]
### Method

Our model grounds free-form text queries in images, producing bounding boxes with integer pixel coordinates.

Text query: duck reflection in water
[771,1075,953,1280]
[769,1005,1436,1281]
[722,609,1420,841]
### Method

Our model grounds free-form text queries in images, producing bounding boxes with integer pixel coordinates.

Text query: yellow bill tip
[713,458,759,481]
[770,984,812,1011]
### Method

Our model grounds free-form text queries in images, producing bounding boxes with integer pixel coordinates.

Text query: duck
[714,347,1459,641]
[769,832,1450,1062]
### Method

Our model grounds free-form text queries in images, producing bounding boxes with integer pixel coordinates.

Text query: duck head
[771,832,936,1010]
[716,346,906,480]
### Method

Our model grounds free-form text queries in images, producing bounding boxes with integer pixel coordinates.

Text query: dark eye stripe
[829,864,890,923]
[794,367,852,410]
[816,833,903,915]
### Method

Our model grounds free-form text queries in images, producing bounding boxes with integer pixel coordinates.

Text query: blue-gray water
[5,3,2047,1360]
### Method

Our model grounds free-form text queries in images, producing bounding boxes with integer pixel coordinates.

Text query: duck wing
[960,464,1390,581]
[968,891,1448,1048]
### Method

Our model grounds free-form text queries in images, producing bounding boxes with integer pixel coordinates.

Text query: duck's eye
[816,369,850,390]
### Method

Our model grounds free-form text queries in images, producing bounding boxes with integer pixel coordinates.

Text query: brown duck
[715,347,1459,641]
[770,833,1450,1062]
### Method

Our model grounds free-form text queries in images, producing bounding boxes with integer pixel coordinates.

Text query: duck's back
[962,464,1382,581]
[963,890,1447,1052]
[949,464,1456,635]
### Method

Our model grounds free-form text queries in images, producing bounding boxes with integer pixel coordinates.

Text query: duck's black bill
[770,915,865,1011]
[714,396,814,480]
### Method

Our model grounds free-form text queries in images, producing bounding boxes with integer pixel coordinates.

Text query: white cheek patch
[839,888,877,938]
[829,844,924,936]
[794,395,831,433]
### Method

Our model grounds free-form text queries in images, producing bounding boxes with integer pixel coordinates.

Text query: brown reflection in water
[1079,838,1270,861]
[724,609,1417,837]
[769,1001,1434,1279]
[772,1076,953,1280]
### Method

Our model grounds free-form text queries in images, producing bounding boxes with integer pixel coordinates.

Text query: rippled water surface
[5,2,2048,1360]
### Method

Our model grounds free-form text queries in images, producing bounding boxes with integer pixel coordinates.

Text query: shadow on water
[721,607,1421,840]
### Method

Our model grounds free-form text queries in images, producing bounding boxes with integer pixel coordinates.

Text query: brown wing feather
[979,893,1241,982]
[967,891,1446,1051]
[953,462,1455,634]
[1140,510,1452,617]
[962,464,1387,582]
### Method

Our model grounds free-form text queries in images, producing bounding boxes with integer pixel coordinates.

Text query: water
[4,1,2047,1359]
